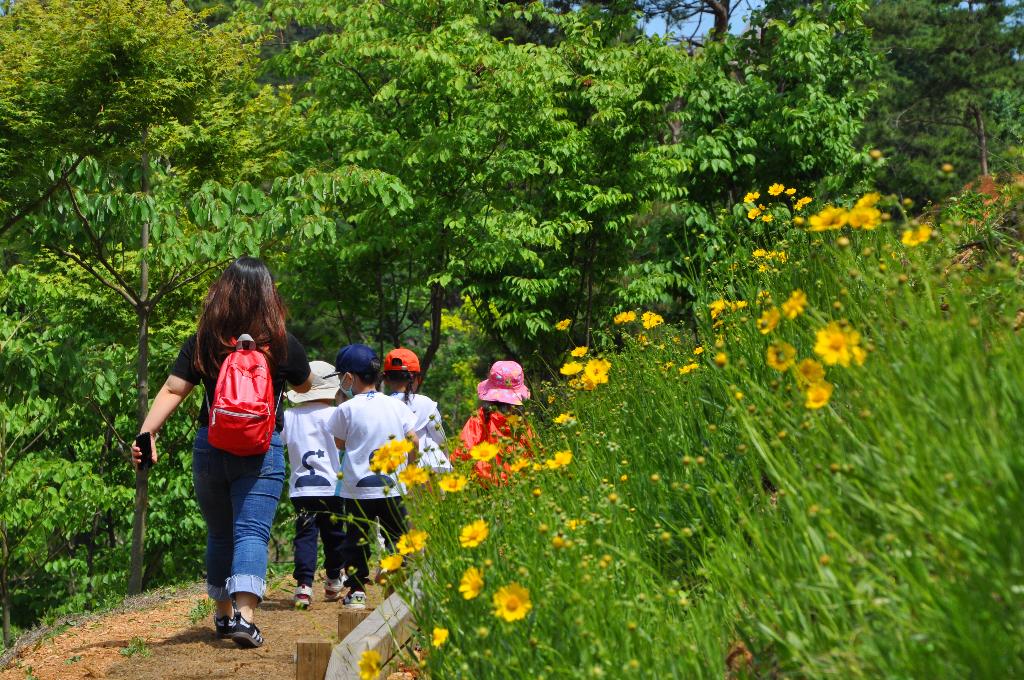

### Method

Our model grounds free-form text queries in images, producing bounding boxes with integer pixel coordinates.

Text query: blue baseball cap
[333,344,379,376]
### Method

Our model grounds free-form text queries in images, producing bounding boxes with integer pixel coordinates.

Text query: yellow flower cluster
[641,311,664,329]
[566,358,611,391]
[613,310,637,325]
[901,224,933,246]
[369,437,414,474]
[807,193,884,232]
[398,465,430,487]
[396,528,428,555]
[708,299,747,320]
[543,449,573,470]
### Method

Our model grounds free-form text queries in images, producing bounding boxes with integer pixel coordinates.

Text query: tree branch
[63,181,140,306]
[149,259,228,308]
[45,245,138,308]
[0,156,83,240]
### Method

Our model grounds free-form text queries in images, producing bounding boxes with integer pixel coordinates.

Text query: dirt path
[2,577,384,680]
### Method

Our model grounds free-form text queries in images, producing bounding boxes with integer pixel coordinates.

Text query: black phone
[135,432,154,470]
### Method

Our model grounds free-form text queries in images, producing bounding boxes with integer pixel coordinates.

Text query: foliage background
[0,0,1021,666]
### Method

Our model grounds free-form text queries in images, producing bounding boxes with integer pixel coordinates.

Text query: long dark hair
[194,257,287,378]
[385,370,418,405]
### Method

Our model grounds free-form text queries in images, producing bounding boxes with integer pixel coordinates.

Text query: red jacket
[451,408,533,483]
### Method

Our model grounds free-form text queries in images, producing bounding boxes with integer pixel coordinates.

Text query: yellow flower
[544,449,573,470]
[492,583,532,622]
[508,458,531,473]
[396,529,428,555]
[814,322,864,368]
[847,206,881,230]
[560,361,584,376]
[613,310,637,325]
[432,627,449,648]
[785,187,797,196]
[359,650,381,680]
[752,248,768,258]
[807,206,848,232]
[901,224,933,246]
[678,362,699,375]
[766,342,797,371]
[732,301,748,311]
[581,358,611,389]
[747,206,762,220]
[709,299,728,319]
[855,192,881,209]
[566,519,583,530]
[438,474,468,493]
[398,465,430,487]
[570,346,588,357]
[553,412,574,425]
[794,358,825,386]
[379,553,404,572]
[693,346,704,355]
[714,352,728,367]
[469,441,500,462]
[555,319,571,331]
[757,307,781,335]
[761,213,774,223]
[370,438,414,474]
[641,311,664,329]
[459,566,484,600]
[768,183,785,196]
[794,196,812,211]
[459,519,489,548]
[781,289,807,320]
[743,191,760,203]
[805,381,834,409]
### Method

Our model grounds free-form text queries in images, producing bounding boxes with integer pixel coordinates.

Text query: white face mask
[340,373,356,401]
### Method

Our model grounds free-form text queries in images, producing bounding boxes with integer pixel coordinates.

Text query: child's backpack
[208,334,277,456]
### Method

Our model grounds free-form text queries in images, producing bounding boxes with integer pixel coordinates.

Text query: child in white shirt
[282,361,347,609]
[324,344,418,609]
[382,348,450,473]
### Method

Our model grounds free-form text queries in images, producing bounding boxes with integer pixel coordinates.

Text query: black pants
[344,497,408,591]
[291,496,349,586]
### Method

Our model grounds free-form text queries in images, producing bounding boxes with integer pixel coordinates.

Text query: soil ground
[1,575,383,680]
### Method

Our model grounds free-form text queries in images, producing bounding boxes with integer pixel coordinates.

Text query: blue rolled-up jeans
[192,426,284,602]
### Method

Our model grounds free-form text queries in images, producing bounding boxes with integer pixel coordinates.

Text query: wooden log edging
[324,589,416,680]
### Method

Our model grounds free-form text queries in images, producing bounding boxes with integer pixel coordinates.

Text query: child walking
[325,344,419,608]
[451,360,533,483]
[282,360,348,609]
[382,348,450,473]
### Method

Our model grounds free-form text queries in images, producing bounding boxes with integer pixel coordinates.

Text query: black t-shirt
[170,332,311,431]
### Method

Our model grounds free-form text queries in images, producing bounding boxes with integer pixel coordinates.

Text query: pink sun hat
[477,360,531,405]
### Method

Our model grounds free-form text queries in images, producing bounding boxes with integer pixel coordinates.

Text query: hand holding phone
[134,432,155,470]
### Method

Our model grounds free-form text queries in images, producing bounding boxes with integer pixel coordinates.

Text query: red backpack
[208,334,277,456]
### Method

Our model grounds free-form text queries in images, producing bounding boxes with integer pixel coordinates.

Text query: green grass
[187,599,214,627]
[119,637,151,659]
[398,196,1024,678]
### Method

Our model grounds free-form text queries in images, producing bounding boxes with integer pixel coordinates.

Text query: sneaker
[342,590,367,609]
[230,613,264,648]
[294,584,313,610]
[214,614,235,640]
[324,577,345,602]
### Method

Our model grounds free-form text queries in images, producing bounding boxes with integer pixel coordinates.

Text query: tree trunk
[127,150,152,596]
[1,522,11,648]
[971,105,989,177]
[420,282,444,378]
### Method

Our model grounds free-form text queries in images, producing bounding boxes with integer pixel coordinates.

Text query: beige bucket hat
[287,360,340,404]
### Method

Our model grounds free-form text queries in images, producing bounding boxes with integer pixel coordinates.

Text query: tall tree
[861,0,1024,201]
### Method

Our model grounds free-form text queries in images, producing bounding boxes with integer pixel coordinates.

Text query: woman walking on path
[131,257,312,648]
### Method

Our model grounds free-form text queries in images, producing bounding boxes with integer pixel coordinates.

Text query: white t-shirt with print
[324,391,418,500]
[389,392,450,472]
[283,403,341,498]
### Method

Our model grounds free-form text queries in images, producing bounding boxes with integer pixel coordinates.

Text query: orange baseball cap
[384,348,421,373]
